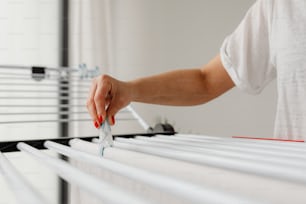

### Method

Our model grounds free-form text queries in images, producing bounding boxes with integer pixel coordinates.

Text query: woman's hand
[86,74,131,128]
[86,55,234,128]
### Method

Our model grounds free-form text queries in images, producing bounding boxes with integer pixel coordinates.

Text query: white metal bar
[10,109,127,116]
[149,135,306,159]
[0,119,92,124]
[0,152,47,204]
[134,136,306,169]
[141,135,306,160]
[0,109,128,116]
[0,111,88,116]
[114,138,306,186]
[157,135,306,157]
[0,82,90,88]
[0,104,84,108]
[0,89,88,93]
[0,96,87,100]
[0,71,87,78]
[126,105,150,130]
[45,140,260,204]
[0,117,135,124]
[177,134,306,149]
[0,64,80,72]
[0,76,91,82]
[17,142,148,204]
[0,72,33,77]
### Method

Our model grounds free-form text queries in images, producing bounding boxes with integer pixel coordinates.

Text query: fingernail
[98,115,103,124]
[111,115,115,125]
[94,121,99,128]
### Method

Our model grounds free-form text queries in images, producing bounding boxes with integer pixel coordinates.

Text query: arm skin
[86,54,235,126]
[130,54,234,106]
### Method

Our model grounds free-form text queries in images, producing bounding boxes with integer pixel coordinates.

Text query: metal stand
[59,1,69,203]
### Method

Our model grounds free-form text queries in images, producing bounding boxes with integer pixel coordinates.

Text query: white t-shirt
[220,0,306,140]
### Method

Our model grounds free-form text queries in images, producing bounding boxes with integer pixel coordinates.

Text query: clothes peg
[98,119,113,155]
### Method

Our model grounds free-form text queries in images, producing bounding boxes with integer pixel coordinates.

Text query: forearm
[129,55,234,106]
[129,69,208,106]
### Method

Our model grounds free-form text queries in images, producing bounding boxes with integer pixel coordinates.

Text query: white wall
[111,0,277,137]
[0,0,60,203]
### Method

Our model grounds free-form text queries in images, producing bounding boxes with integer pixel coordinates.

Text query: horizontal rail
[17,143,147,204]
[0,133,175,153]
[0,89,88,94]
[0,82,90,88]
[0,96,87,100]
[0,117,136,124]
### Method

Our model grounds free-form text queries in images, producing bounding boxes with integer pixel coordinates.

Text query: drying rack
[0,63,175,135]
[0,64,175,204]
[1,65,306,204]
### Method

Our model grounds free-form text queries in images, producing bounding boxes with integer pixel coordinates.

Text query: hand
[86,74,131,128]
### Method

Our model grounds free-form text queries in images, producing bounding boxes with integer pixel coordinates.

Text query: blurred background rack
[0,63,175,204]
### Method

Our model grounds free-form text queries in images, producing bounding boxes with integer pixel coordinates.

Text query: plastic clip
[31,66,46,81]
[98,119,113,156]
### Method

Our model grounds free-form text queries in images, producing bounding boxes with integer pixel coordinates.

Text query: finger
[94,75,111,123]
[86,79,99,127]
[106,100,123,126]
[104,96,112,110]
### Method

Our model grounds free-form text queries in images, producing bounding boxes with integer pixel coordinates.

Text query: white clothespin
[98,119,113,156]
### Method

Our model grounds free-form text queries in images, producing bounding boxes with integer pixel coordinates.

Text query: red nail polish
[111,116,115,125]
[94,121,99,128]
[98,115,103,123]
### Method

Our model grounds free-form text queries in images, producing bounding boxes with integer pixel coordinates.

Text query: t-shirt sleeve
[220,0,276,94]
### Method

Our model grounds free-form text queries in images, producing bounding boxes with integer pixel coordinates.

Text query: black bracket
[147,123,175,135]
[31,66,46,81]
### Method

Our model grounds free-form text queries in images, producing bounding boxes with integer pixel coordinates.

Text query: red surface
[232,136,304,143]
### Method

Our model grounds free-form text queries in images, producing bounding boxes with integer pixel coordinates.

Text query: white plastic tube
[114,138,306,186]
[45,140,260,204]
[138,136,306,161]
[156,135,306,159]
[0,152,47,204]
[126,105,150,130]
[16,142,148,204]
[134,136,306,168]
[176,134,306,150]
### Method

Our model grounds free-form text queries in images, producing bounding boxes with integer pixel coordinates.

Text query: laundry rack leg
[59,0,70,203]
